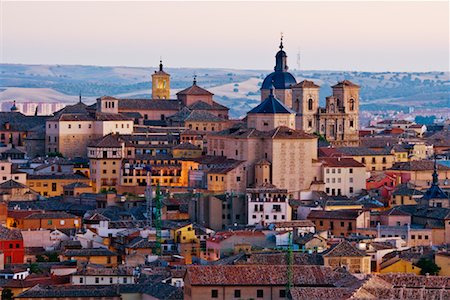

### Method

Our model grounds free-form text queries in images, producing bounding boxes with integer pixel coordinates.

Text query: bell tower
[151,60,170,99]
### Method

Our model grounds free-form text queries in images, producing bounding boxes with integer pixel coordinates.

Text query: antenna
[296,48,301,71]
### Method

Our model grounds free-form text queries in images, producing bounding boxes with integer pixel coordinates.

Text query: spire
[274,34,288,72]
[34,106,38,116]
[159,59,163,72]
[279,32,284,50]
[193,75,197,86]
[79,91,82,103]
[432,156,439,186]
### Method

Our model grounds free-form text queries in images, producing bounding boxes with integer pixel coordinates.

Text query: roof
[27,174,88,180]
[335,146,392,156]
[0,226,22,240]
[25,211,78,220]
[292,80,320,88]
[261,71,297,89]
[392,183,423,196]
[332,80,360,88]
[15,285,120,298]
[0,112,47,132]
[0,179,27,189]
[173,142,201,150]
[307,209,361,220]
[380,207,411,216]
[184,110,224,122]
[185,265,357,286]
[118,99,180,111]
[176,83,214,96]
[323,241,368,257]
[389,160,450,171]
[213,126,315,140]
[63,182,91,189]
[64,248,117,257]
[248,91,295,114]
[88,133,123,148]
[320,157,365,168]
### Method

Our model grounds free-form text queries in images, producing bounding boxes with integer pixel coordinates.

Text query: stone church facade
[260,38,360,146]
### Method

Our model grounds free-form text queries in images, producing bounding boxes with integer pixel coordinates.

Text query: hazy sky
[1,1,449,72]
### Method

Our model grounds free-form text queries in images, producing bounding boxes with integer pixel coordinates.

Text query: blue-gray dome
[261,71,297,89]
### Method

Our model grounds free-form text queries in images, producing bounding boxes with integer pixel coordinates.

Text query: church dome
[261,71,297,90]
[261,37,297,90]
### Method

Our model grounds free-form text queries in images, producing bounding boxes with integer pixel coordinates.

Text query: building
[184,264,359,300]
[45,97,134,158]
[0,161,27,185]
[419,161,449,208]
[307,209,370,237]
[71,267,135,285]
[62,248,118,267]
[7,210,81,230]
[260,38,359,146]
[152,60,171,99]
[388,160,450,189]
[0,226,24,264]
[27,174,91,197]
[320,157,366,197]
[322,240,371,274]
[246,184,291,226]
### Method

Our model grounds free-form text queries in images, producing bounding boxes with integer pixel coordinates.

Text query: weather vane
[280,32,284,49]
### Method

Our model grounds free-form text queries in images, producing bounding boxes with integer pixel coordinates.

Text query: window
[350,120,354,127]
[48,220,52,225]
[236,176,241,182]
[60,220,65,225]
[234,290,241,298]
[211,289,219,298]
[257,289,264,298]
[123,277,127,284]
[308,120,312,128]
[349,177,353,183]
[411,235,415,239]
[340,221,345,227]
[372,157,376,163]
[279,289,287,298]
[68,124,71,129]
[79,277,83,283]
[51,183,57,192]
[95,277,99,284]
[361,157,365,164]
[78,124,81,129]
[308,98,313,111]
[16,244,20,248]
[349,187,354,193]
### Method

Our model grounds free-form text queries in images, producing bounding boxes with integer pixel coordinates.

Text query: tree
[416,258,440,275]
[1,288,13,300]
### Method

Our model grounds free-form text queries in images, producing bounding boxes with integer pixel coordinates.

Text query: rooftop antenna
[193,74,197,85]
[79,91,82,103]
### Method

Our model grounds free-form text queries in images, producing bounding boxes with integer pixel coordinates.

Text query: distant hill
[0,63,448,118]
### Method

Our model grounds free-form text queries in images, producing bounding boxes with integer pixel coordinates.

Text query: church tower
[151,60,170,99]
[292,80,320,133]
[260,36,297,108]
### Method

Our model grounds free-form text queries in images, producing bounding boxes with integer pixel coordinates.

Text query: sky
[1,1,449,72]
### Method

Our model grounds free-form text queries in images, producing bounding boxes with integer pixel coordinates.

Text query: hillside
[0,64,448,118]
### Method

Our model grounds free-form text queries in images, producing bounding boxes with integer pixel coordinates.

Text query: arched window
[336,99,341,107]
[308,98,313,111]
[330,103,335,113]
[321,124,325,132]
[349,99,355,111]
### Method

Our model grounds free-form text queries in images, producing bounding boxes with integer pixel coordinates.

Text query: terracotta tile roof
[271,220,315,228]
[0,180,27,189]
[188,100,228,111]
[380,206,411,216]
[331,80,360,88]
[237,252,323,266]
[320,157,365,168]
[25,211,78,220]
[207,230,266,243]
[88,133,123,148]
[118,99,180,111]
[184,110,224,122]
[176,84,214,96]
[27,174,88,180]
[292,80,320,88]
[323,241,368,257]
[336,146,392,156]
[389,160,450,171]
[185,265,358,286]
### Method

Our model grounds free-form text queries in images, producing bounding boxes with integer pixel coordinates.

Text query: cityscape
[0,1,449,300]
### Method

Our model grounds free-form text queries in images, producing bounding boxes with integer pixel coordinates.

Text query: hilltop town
[0,39,449,299]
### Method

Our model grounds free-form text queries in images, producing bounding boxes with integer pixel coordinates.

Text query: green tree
[1,288,13,300]
[416,258,440,275]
